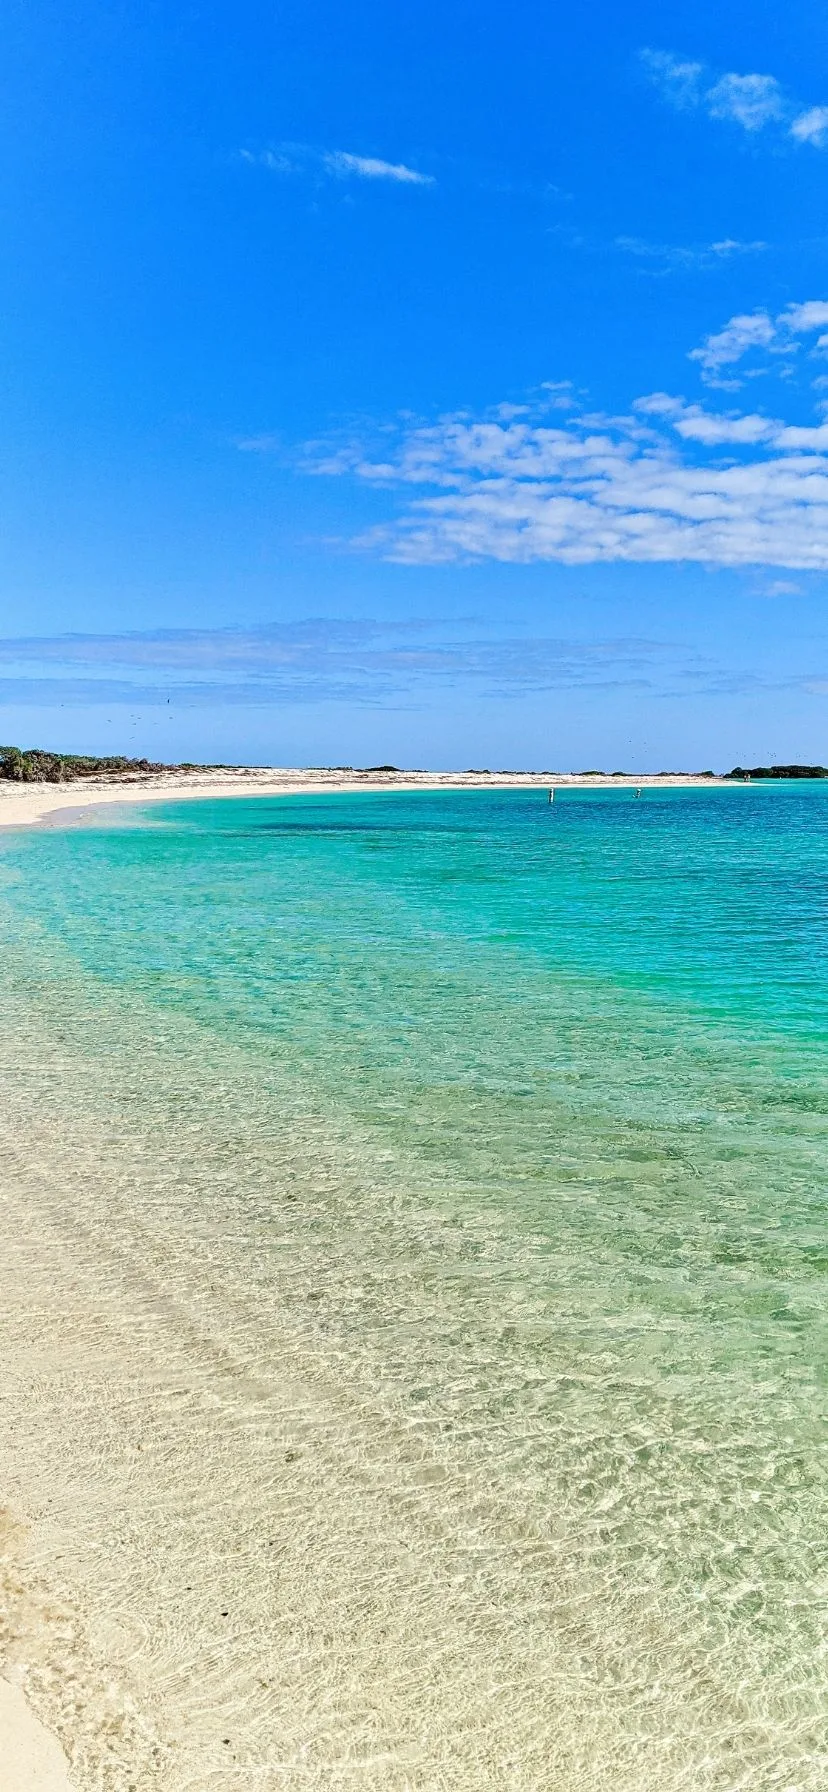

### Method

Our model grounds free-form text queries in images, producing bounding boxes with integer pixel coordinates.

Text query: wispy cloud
[322,150,433,185]
[641,49,828,148]
[0,621,743,708]
[705,72,785,132]
[640,51,705,109]
[240,142,434,186]
[304,310,828,570]
[616,234,767,274]
[690,299,828,385]
[689,311,778,383]
[761,578,803,597]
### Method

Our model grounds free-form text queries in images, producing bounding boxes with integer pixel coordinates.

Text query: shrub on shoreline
[725,764,828,780]
[0,746,169,783]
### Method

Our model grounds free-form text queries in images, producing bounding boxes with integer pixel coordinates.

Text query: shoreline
[0,765,737,831]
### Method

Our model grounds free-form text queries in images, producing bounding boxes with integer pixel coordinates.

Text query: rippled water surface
[0,785,826,1789]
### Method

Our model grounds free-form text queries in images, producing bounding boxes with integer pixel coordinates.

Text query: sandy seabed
[0,767,747,1791]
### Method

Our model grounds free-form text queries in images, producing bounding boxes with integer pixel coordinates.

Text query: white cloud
[782,300,828,333]
[616,234,767,272]
[689,300,828,386]
[639,50,704,107]
[642,49,828,148]
[241,143,433,186]
[705,72,785,131]
[689,311,776,382]
[710,238,767,257]
[635,396,776,445]
[539,380,577,410]
[309,377,828,570]
[322,150,433,185]
[791,106,828,145]
[637,393,828,449]
[773,421,828,449]
[762,578,802,596]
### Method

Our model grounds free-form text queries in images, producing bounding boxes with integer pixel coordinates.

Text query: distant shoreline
[0,765,754,831]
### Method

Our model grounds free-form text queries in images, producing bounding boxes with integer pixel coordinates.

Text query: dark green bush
[726,765,828,780]
[0,746,168,783]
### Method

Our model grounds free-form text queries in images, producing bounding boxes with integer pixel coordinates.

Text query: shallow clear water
[0,786,826,1789]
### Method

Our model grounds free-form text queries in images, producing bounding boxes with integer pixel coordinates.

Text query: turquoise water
[0,785,826,1789]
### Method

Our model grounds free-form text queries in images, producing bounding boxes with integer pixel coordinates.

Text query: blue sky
[3,0,828,769]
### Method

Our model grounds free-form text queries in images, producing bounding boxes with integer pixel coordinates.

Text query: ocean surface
[0,784,825,1790]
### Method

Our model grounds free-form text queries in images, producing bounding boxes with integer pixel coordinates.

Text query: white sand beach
[0,764,731,832]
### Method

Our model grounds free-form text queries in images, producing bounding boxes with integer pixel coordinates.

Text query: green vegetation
[726,764,828,780]
[0,746,168,782]
[5,748,824,786]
